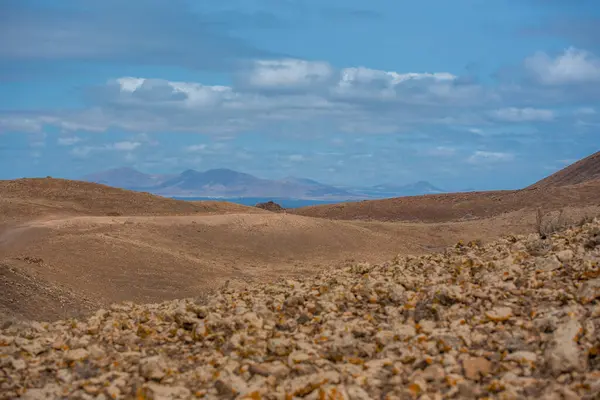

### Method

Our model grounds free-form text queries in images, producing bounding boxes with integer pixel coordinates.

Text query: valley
[1,152,599,322]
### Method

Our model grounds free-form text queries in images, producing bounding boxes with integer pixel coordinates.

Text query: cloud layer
[2,46,598,141]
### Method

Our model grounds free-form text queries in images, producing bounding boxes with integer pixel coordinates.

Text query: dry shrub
[576,215,595,227]
[535,208,567,239]
[535,208,596,239]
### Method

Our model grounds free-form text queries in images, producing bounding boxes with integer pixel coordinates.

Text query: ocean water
[171,197,357,209]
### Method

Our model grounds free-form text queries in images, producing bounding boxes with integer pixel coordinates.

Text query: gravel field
[1,220,600,399]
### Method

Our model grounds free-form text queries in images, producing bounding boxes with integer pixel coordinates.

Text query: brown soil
[1,174,599,323]
[0,177,263,224]
[290,181,600,222]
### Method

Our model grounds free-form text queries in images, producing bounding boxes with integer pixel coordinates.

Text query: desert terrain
[0,152,599,398]
[1,153,600,324]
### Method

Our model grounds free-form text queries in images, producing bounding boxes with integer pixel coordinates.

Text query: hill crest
[528,150,600,189]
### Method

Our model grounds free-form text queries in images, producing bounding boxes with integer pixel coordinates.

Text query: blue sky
[1,0,599,191]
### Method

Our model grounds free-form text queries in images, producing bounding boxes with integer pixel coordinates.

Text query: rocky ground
[1,220,600,399]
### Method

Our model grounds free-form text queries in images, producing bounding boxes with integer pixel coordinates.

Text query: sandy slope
[2,205,599,323]
[1,174,600,323]
[290,180,600,222]
[0,178,264,225]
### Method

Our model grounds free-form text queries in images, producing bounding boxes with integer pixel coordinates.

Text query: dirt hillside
[528,150,600,189]
[290,181,600,223]
[0,178,262,224]
[291,153,600,223]
[2,205,598,323]
[2,174,600,323]
[2,219,599,399]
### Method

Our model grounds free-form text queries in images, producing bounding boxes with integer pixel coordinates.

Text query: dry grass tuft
[535,208,596,239]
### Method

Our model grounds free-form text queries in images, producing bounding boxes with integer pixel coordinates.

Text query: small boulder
[255,201,285,212]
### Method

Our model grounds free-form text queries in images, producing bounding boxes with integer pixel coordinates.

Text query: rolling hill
[1,178,492,322]
[527,150,600,189]
[0,177,261,224]
[2,151,600,323]
[291,151,600,222]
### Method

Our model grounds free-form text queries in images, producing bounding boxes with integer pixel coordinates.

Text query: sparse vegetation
[535,208,567,239]
[535,208,596,239]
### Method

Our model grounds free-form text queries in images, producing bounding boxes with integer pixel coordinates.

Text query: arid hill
[527,150,600,189]
[1,165,599,323]
[290,181,600,222]
[291,153,600,223]
[0,178,262,223]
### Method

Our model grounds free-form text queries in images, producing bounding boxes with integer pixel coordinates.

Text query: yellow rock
[485,307,513,322]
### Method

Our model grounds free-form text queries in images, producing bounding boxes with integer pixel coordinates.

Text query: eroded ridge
[1,220,600,399]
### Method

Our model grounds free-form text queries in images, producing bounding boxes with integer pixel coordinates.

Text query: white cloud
[467,151,515,164]
[491,107,554,122]
[525,47,600,85]
[7,50,593,138]
[29,60,463,136]
[114,77,234,107]
[111,141,141,151]
[116,77,146,92]
[57,136,82,146]
[332,66,457,101]
[241,59,334,89]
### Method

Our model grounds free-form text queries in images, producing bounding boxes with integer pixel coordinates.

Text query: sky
[1,0,599,191]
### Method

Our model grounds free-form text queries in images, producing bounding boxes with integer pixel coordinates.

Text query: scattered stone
[64,348,89,362]
[1,219,599,399]
[145,383,191,399]
[267,338,293,356]
[463,356,492,381]
[545,319,586,375]
[422,364,445,382]
[505,351,537,365]
[140,355,168,381]
[578,278,600,304]
[556,250,573,262]
[485,307,513,322]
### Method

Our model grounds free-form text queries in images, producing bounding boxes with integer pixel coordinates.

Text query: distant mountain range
[81,167,446,200]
